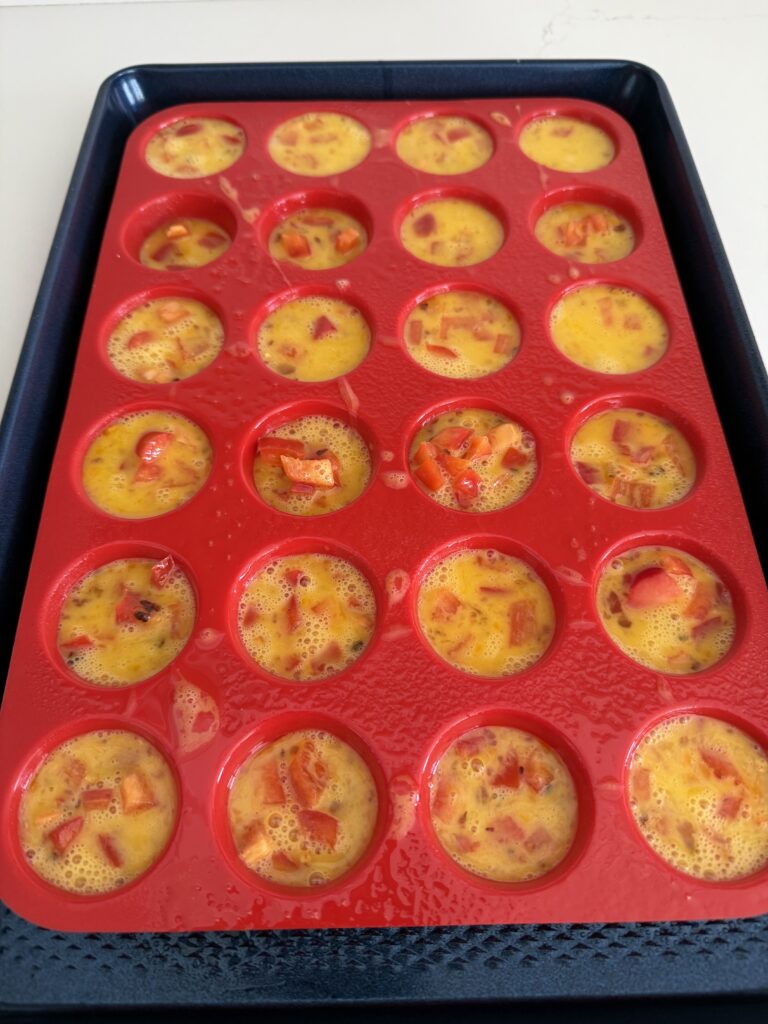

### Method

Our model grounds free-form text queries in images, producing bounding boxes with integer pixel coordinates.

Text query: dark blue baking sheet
[1,60,767,1014]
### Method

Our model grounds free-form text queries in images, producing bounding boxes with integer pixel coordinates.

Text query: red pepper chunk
[438,453,471,478]
[466,434,492,460]
[150,242,178,264]
[48,817,84,854]
[493,816,525,842]
[524,827,553,853]
[175,123,202,136]
[289,742,327,808]
[432,778,456,823]
[661,555,693,577]
[700,749,741,784]
[491,751,520,789]
[126,330,154,349]
[454,728,496,758]
[508,599,538,645]
[280,455,335,488]
[298,809,338,848]
[684,581,715,621]
[632,766,651,803]
[413,441,438,466]
[446,127,471,142]
[120,772,156,813]
[82,788,114,811]
[134,462,163,483]
[335,228,361,253]
[611,419,631,443]
[310,641,342,673]
[285,593,301,633]
[454,833,479,853]
[432,589,461,621]
[414,456,444,492]
[261,759,286,805]
[718,794,742,819]
[114,586,145,624]
[271,850,299,872]
[426,343,458,359]
[431,427,473,453]
[691,616,723,640]
[312,315,337,339]
[502,446,528,469]
[151,555,176,588]
[136,431,172,462]
[281,231,311,258]
[523,754,554,794]
[453,468,481,507]
[494,334,513,354]
[98,834,123,868]
[575,461,600,485]
[258,436,306,466]
[407,320,423,346]
[413,213,437,237]
[198,232,227,250]
[62,634,94,649]
[627,568,680,608]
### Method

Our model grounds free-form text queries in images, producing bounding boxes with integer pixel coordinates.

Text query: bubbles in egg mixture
[107,297,224,383]
[57,557,195,686]
[417,548,555,677]
[145,117,246,178]
[18,730,177,895]
[253,414,371,517]
[227,729,378,887]
[628,715,768,881]
[237,553,376,681]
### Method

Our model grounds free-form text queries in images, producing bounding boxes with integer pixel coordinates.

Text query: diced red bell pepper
[624,314,644,330]
[575,461,600,485]
[284,568,309,587]
[677,820,696,851]
[63,757,86,787]
[454,833,479,853]
[453,468,481,508]
[114,586,144,624]
[502,446,528,469]
[198,232,227,250]
[523,754,554,794]
[684,582,715,621]
[597,296,614,326]
[298,809,338,848]
[289,741,327,808]
[290,481,315,496]
[466,434,492,460]
[62,634,94,649]
[431,778,456,823]
[150,242,178,264]
[136,431,172,462]
[431,427,473,453]
[611,419,631,443]
[718,794,742,819]
[630,445,656,465]
[413,213,437,237]
[281,231,311,258]
[120,772,156,813]
[588,213,609,233]
[491,752,520,788]
[439,316,476,338]
[300,213,335,226]
[261,759,286,805]
[508,599,537,645]
[240,821,271,861]
[285,593,301,632]
[432,589,461,621]
[438,453,471,478]
[407,320,423,346]
[446,127,471,142]
[492,815,525,842]
[271,850,299,872]
[258,436,307,466]
[82,788,114,811]
[632,766,651,802]
[700,749,741,783]
[691,616,723,640]
[660,555,693,577]
[413,441,438,466]
[151,555,175,588]
[309,641,343,673]
[335,228,361,253]
[426,343,458,358]
[175,122,202,136]
[626,481,655,509]
[487,423,520,452]
[126,330,154,349]
[280,455,335,488]
[494,334,513,354]
[524,827,553,853]
[414,457,444,492]
[627,568,680,608]
[454,728,496,758]
[48,816,83,854]
[98,834,123,867]
[221,133,243,146]
[312,315,337,339]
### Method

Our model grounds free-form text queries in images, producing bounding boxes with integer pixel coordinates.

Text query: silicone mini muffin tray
[1,62,767,966]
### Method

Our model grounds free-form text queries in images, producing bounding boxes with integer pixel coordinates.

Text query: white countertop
[1,0,765,413]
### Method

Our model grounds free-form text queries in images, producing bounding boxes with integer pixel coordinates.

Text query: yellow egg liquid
[629,715,768,881]
[268,112,371,176]
[396,115,493,174]
[107,297,223,384]
[144,117,245,178]
[82,409,212,519]
[417,549,555,677]
[403,290,520,379]
[19,730,177,894]
[58,557,194,686]
[268,208,367,270]
[139,217,232,270]
[570,408,696,509]
[228,729,377,887]
[253,414,371,516]
[400,198,503,267]
[430,725,577,883]
[257,295,370,381]
[550,284,668,374]
[410,408,536,512]
[597,546,735,674]
[237,553,375,681]
[519,115,615,172]
[535,201,634,263]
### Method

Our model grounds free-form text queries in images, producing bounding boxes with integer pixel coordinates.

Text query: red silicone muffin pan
[1,97,767,933]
